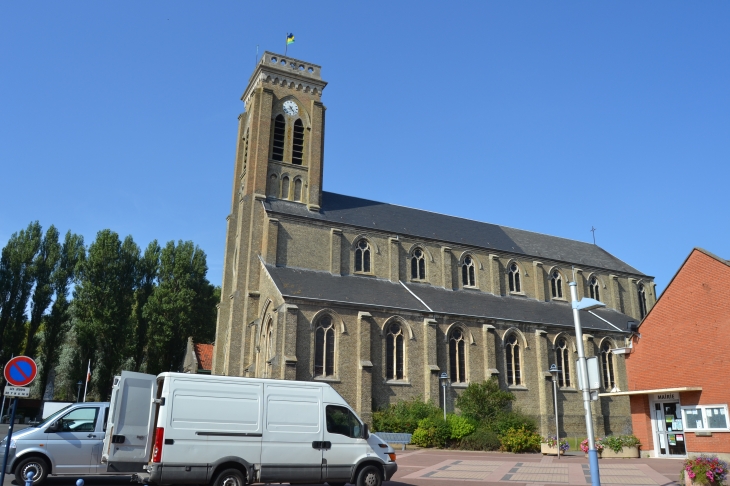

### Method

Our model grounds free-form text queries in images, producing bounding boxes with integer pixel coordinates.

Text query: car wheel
[14,456,49,485]
[356,466,381,486]
[213,468,245,486]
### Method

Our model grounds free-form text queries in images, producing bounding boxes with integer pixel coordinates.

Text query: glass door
[653,402,686,457]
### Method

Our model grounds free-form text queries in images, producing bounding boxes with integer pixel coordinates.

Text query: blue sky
[1,2,728,294]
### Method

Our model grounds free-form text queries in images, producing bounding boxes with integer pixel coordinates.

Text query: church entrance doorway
[651,397,686,457]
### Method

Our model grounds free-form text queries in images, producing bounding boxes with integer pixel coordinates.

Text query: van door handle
[312,441,322,449]
[87,434,96,438]
[322,441,331,450]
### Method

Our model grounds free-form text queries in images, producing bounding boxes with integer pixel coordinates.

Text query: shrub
[491,410,538,436]
[372,396,441,433]
[447,414,476,440]
[681,455,728,484]
[601,435,640,453]
[456,378,515,422]
[499,425,541,453]
[458,426,501,451]
[411,417,450,448]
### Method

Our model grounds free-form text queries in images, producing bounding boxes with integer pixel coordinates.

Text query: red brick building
[604,248,729,459]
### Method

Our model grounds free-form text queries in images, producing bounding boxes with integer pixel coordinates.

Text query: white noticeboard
[4,385,30,398]
[576,357,601,391]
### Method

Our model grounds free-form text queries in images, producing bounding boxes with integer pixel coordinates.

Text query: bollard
[76,479,84,486]
[24,471,34,486]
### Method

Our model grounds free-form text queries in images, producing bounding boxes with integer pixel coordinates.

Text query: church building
[211,52,656,437]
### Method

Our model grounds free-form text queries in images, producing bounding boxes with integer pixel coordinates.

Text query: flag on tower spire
[285,33,294,55]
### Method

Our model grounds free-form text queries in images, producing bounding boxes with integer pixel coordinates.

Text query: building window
[638,284,647,318]
[267,174,278,197]
[355,239,371,273]
[242,128,249,176]
[589,276,600,301]
[462,255,476,287]
[449,328,466,383]
[550,271,563,299]
[555,337,570,387]
[681,405,729,431]
[386,323,405,380]
[411,248,426,280]
[505,334,521,386]
[272,115,285,161]
[260,317,273,378]
[508,263,521,293]
[600,342,615,390]
[281,176,290,199]
[293,178,303,202]
[292,119,304,165]
[315,315,335,377]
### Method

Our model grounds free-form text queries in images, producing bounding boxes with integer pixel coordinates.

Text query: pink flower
[688,472,696,479]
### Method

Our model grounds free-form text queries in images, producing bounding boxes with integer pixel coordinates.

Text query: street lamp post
[569,281,606,486]
[439,373,449,420]
[548,364,561,460]
[76,381,83,403]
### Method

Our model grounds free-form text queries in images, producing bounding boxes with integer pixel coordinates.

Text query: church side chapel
[212,52,656,436]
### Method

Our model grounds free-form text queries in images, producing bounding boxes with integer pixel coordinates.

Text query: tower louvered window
[386,323,405,380]
[462,255,475,287]
[272,115,285,161]
[315,315,335,377]
[449,328,466,383]
[555,337,570,387]
[506,334,521,385]
[292,119,304,165]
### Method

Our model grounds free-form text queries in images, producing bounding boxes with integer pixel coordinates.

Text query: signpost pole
[1,397,19,485]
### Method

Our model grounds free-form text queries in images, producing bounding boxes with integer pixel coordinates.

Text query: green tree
[37,231,85,398]
[144,240,217,375]
[0,221,42,363]
[24,225,62,356]
[455,378,515,423]
[131,241,160,371]
[74,230,139,401]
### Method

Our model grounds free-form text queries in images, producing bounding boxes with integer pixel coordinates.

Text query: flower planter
[541,444,564,456]
[601,446,640,459]
[684,476,721,486]
[584,452,603,459]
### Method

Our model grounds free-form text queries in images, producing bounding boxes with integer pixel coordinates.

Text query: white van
[102,371,397,486]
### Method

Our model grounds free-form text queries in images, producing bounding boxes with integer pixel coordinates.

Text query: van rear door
[102,371,158,469]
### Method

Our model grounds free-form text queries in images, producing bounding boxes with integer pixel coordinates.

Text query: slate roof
[264,265,633,333]
[264,192,644,276]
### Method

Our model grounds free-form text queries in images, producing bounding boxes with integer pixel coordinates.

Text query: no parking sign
[4,356,37,387]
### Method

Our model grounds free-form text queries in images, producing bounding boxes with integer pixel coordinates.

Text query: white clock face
[282,100,299,116]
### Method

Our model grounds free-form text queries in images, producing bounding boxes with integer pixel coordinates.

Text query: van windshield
[35,405,72,428]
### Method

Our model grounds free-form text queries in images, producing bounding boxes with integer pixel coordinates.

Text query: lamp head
[572,297,606,311]
[439,372,449,386]
[548,364,559,378]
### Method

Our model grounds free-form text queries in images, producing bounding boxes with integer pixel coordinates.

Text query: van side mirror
[363,423,369,439]
[46,421,60,433]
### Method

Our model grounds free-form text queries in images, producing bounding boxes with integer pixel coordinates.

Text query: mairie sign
[4,356,37,387]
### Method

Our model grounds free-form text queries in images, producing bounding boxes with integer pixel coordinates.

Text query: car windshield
[35,405,73,428]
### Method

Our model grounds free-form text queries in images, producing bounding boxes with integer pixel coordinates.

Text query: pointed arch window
[315,315,335,377]
[411,248,426,280]
[267,174,278,198]
[293,178,303,202]
[261,318,274,378]
[386,322,405,380]
[355,239,371,273]
[550,270,563,299]
[272,115,285,161]
[508,263,521,293]
[600,342,615,390]
[449,328,466,383]
[505,334,521,385]
[292,119,304,165]
[281,176,290,199]
[462,255,476,287]
[638,284,647,319]
[555,337,570,387]
[589,276,600,301]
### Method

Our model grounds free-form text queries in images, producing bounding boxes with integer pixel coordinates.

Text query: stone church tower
[212,52,655,436]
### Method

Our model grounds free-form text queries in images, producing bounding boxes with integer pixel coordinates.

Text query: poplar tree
[74,230,139,401]
[131,241,161,371]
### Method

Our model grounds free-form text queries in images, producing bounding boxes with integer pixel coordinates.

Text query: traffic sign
[4,386,29,398]
[4,356,37,387]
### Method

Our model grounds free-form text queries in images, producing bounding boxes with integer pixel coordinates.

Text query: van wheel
[356,466,381,486]
[213,468,246,486]
[14,456,49,485]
